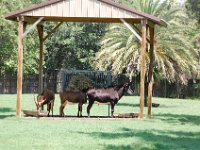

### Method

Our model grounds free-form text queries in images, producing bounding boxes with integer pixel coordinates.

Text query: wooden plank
[16,16,24,117]
[127,12,135,18]
[23,110,48,117]
[22,11,33,16]
[63,0,70,17]
[148,78,153,117]
[88,0,95,17]
[118,8,124,18]
[139,19,147,119]
[23,16,44,25]
[81,0,88,17]
[35,8,45,16]
[112,7,119,18]
[69,0,75,16]
[147,26,155,82]
[51,3,58,16]
[31,16,141,23]
[100,3,112,18]
[75,0,82,17]
[44,5,51,16]
[100,2,107,17]
[37,25,44,94]
[124,11,128,18]
[94,1,100,17]
[148,26,155,117]
[57,2,63,17]
[105,3,112,18]
[32,10,35,16]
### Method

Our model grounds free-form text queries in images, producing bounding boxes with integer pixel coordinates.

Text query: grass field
[0,94,200,150]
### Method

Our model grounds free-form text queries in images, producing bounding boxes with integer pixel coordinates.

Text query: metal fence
[0,72,58,94]
[1,70,199,98]
[0,70,112,94]
[57,69,112,92]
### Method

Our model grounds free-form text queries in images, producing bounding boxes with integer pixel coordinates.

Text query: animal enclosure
[57,69,112,92]
[0,70,112,94]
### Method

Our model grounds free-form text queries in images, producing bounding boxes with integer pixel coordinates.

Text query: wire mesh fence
[0,70,200,98]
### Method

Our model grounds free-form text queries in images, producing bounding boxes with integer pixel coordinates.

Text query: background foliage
[0,0,200,98]
[44,23,107,72]
[0,0,107,74]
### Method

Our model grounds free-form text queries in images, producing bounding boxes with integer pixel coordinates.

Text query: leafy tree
[186,0,200,72]
[186,0,200,23]
[1,0,107,74]
[0,0,44,74]
[44,22,107,72]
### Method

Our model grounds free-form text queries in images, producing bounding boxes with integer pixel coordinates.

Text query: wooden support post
[16,17,24,117]
[140,19,147,118]
[148,78,153,117]
[37,25,44,94]
[148,26,155,117]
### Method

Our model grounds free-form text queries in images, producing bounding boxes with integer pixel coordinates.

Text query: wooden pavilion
[5,0,166,118]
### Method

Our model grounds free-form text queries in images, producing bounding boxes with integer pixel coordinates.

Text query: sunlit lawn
[0,94,200,150]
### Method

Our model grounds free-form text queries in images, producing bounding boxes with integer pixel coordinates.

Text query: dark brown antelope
[86,83,133,117]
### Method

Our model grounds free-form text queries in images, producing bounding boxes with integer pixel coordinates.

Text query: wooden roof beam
[120,18,142,41]
[43,22,63,42]
[120,19,155,44]
[131,24,151,44]
[23,16,45,25]
[23,17,44,38]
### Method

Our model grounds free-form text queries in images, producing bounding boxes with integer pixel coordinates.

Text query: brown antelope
[59,90,87,117]
[35,89,55,117]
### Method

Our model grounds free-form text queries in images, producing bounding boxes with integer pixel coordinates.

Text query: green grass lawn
[0,94,200,150]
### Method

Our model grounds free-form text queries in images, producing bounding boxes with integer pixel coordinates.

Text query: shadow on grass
[117,103,140,107]
[0,107,15,113]
[78,128,200,150]
[0,115,15,119]
[155,113,200,125]
[104,144,134,150]
[0,107,15,119]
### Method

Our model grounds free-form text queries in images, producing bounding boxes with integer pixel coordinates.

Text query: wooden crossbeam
[120,19,151,44]
[120,18,142,41]
[23,16,45,25]
[131,24,150,43]
[23,17,44,38]
[43,22,63,41]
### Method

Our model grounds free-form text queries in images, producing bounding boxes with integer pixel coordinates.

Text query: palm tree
[95,0,198,84]
[94,0,199,103]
